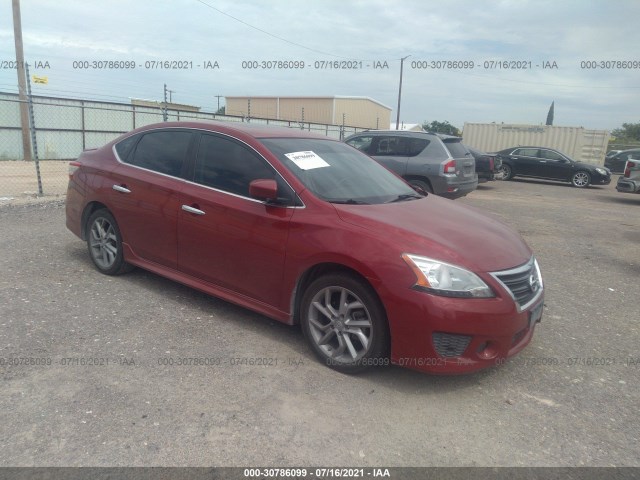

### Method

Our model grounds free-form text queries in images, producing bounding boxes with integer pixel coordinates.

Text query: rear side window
[114,134,140,162]
[128,130,192,176]
[514,148,539,157]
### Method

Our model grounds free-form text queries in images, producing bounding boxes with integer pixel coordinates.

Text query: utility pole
[214,95,223,112]
[395,55,411,130]
[163,83,168,121]
[12,0,31,161]
[167,89,174,103]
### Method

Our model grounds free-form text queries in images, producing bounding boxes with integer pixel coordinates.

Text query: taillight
[443,159,456,174]
[489,157,494,170]
[624,161,635,178]
[68,161,81,177]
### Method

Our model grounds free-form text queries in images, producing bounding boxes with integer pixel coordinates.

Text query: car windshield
[259,138,418,204]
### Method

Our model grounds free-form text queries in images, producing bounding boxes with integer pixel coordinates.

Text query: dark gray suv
[345,131,477,199]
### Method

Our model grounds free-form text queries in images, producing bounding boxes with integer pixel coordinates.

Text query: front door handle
[181,205,206,215]
[112,184,131,193]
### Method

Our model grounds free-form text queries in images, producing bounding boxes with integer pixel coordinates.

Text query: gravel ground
[0,178,638,467]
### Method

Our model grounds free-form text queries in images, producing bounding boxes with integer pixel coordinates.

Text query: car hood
[575,161,609,173]
[333,195,532,273]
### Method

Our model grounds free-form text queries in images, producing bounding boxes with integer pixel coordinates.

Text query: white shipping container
[462,123,610,166]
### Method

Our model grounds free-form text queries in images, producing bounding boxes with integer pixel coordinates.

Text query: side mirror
[249,179,278,202]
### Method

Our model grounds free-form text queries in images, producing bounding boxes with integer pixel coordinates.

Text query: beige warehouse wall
[226,98,278,118]
[225,96,391,129]
[278,98,333,124]
[334,98,390,129]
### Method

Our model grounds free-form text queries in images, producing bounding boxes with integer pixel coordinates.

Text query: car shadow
[65,245,508,392]
[596,194,640,206]
[510,178,610,190]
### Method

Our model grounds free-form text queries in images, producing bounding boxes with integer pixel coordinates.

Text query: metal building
[462,123,611,166]
[225,96,391,130]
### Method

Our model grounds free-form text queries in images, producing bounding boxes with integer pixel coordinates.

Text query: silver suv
[616,157,640,194]
[345,130,477,198]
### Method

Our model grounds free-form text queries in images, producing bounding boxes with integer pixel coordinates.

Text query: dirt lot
[0,178,638,467]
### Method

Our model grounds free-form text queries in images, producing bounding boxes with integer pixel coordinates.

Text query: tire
[300,273,389,373]
[408,178,433,194]
[86,209,133,275]
[497,163,513,180]
[571,171,591,188]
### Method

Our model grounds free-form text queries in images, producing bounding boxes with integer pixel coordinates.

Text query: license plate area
[529,302,543,329]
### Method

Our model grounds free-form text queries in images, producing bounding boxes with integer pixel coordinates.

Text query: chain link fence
[0,92,367,204]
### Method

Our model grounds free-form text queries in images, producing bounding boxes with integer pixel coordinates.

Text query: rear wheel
[86,209,133,275]
[571,171,591,188]
[497,163,513,180]
[300,273,389,373]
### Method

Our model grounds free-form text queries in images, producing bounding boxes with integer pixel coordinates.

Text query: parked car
[465,145,502,183]
[616,158,640,194]
[495,146,611,188]
[66,121,543,375]
[344,130,478,198]
[605,148,640,174]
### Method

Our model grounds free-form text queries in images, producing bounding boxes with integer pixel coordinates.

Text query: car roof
[617,148,640,154]
[347,130,460,140]
[124,120,335,141]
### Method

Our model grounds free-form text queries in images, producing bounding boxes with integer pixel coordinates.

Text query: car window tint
[195,134,296,203]
[115,134,140,162]
[129,130,192,176]
[346,136,373,153]
[515,148,539,157]
[419,139,448,159]
[442,139,468,158]
[541,150,564,161]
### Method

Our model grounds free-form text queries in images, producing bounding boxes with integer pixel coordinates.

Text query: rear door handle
[112,184,131,193]
[181,205,206,215]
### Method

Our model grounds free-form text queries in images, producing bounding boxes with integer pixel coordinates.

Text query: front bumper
[616,177,640,193]
[383,262,543,374]
[592,174,611,185]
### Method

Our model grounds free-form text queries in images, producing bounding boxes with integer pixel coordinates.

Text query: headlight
[595,167,607,175]
[402,254,494,298]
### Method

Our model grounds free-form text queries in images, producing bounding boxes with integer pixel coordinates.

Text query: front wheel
[571,171,591,188]
[86,209,133,275]
[300,273,389,373]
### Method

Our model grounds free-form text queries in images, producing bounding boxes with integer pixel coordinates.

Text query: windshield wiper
[328,198,370,205]
[387,193,423,203]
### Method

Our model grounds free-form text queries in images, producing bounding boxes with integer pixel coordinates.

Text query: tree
[215,106,226,115]
[611,122,640,142]
[421,120,461,136]
[546,101,554,126]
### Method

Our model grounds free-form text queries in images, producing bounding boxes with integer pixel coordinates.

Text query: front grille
[492,257,542,310]
[433,332,472,358]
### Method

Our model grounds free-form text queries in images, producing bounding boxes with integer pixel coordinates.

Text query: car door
[177,133,296,307]
[367,135,410,176]
[109,129,194,269]
[538,149,574,180]
[508,148,541,176]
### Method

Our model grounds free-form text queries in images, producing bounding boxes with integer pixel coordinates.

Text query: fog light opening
[477,341,498,360]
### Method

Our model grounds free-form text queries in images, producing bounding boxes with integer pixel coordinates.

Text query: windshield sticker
[284,151,330,170]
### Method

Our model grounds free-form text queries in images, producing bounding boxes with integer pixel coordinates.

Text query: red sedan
[66,121,543,374]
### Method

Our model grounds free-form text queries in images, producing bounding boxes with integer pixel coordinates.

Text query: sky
[1,0,639,131]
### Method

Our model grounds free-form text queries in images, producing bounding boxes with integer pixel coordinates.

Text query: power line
[194,0,353,59]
